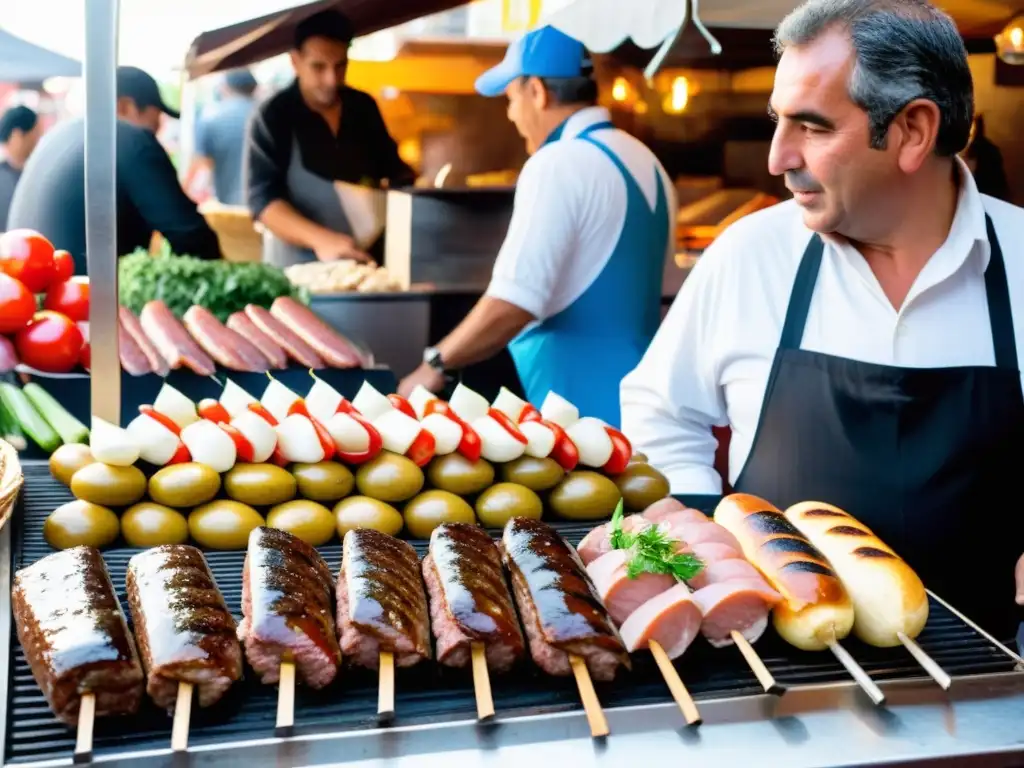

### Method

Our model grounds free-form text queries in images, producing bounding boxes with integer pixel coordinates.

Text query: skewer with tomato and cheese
[407,385,482,461]
[260,378,338,465]
[491,388,578,470]
[351,382,435,466]
[447,384,529,464]
[301,375,383,465]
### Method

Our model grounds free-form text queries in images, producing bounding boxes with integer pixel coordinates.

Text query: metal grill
[5,464,1018,765]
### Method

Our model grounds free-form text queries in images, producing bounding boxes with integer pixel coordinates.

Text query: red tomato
[519,404,541,423]
[248,402,279,426]
[166,442,191,465]
[52,250,75,284]
[79,342,91,372]
[336,412,383,465]
[219,423,255,463]
[270,445,289,467]
[310,417,336,461]
[287,400,310,418]
[0,273,36,334]
[139,405,181,436]
[406,430,436,467]
[548,421,580,472]
[487,408,528,444]
[456,422,482,463]
[336,398,356,415]
[43,279,89,322]
[14,311,83,373]
[423,400,452,419]
[387,394,417,420]
[198,399,231,424]
[0,230,56,293]
[602,427,633,476]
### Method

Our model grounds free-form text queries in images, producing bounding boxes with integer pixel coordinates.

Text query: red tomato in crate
[0,230,56,293]
[44,279,90,322]
[52,250,75,284]
[80,342,91,371]
[0,274,37,334]
[14,311,84,373]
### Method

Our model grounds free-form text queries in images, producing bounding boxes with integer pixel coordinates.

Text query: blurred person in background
[245,10,415,266]
[186,68,259,205]
[0,106,41,229]
[8,66,220,273]
[964,115,1010,202]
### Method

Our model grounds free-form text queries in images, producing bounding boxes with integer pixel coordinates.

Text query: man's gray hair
[774,0,973,157]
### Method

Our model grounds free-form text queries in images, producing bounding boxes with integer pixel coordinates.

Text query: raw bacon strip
[619,583,703,659]
[184,306,270,372]
[227,312,287,369]
[118,319,152,376]
[270,296,366,368]
[139,301,215,376]
[244,304,324,369]
[119,306,169,376]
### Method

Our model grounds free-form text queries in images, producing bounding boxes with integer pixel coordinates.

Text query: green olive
[630,452,649,464]
[189,500,265,550]
[404,490,476,539]
[334,496,404,537]
[292,461,354,503]
[49,444,95,486]
[267,500,335,547]
[70,463,147,507]
[355,452,424,503]
[426,454,495,496]
[548,471,622,520]
[615,462,671,511]
[44,500,119,550]
[224,463,297,507]
[121,503,189,548]
[500,456,564,492]
[149,463,221,509]
[475,483,543,528]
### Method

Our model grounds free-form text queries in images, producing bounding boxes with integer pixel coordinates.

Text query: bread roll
[784,501,928,648]
[714,494,854,651]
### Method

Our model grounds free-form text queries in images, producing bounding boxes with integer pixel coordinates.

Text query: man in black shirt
[246,10,415,266]
[0,106,41,229]
[7,67,220,273]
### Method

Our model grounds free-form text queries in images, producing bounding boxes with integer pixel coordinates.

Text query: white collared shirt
[621,160,1024,495]
[485,106,676,320]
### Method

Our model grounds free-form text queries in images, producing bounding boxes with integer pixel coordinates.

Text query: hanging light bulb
[662,76,690,115]
[612,77,630,103]
[996,15,1024,65]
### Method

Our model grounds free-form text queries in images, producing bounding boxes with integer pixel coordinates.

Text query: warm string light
[997,16,1024,64]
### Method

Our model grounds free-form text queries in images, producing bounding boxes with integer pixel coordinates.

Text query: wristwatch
[423,346,446,372]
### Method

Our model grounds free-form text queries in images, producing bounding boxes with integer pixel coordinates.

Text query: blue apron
[508,120,669,427]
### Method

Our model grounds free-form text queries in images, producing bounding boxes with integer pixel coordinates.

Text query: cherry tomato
[602,427,633,476]
[336,398,356,415]
[336,412,383,465]
[423,400,453,419]
[519,404,541,423]
[0,273,36,334]
[43,279,89,323]
[248,402,278,426]
[139,405,181,436]
[166,442,191,465]
[406,430,436,468]
[270,446,289,467]
[198,399,231,424]
[0,230,56,293]
[287,400,311,418]
[487,408,528,444]
[52,250,75,284]
[456,422,482,463]
[310,416,336,461]
[548,421,580,472]
[14,311,83,373]
[219,423,255,463]
[79,342,91,372]
[387,394,417,420]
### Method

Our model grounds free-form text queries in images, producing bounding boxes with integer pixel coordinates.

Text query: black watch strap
[425,347,446,372]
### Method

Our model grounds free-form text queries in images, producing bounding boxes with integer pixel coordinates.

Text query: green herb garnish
[609,500,704,582]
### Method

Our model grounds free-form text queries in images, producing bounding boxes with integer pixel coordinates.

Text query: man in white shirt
[622,0,1024,637]
[398,26,675,427]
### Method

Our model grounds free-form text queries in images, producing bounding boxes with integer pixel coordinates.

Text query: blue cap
[475,26,589,98]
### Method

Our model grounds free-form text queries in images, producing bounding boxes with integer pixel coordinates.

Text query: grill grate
[5,464,1018,764]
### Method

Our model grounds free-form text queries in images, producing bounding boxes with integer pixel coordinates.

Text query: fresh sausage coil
[714,493,854,651]
[784,501,928,647]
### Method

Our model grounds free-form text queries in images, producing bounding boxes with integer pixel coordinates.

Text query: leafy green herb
[609,500,704,582]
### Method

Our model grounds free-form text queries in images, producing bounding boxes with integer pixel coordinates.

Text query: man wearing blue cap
[399,26,675,427]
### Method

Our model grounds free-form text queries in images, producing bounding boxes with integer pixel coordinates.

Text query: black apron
[733,215,1024,639]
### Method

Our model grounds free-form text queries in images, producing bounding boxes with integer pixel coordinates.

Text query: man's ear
[115,96,134,119]
[527,77,549,109]
[289,50,301,71]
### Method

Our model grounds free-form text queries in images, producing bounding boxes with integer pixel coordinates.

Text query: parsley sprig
[609,501,704,581]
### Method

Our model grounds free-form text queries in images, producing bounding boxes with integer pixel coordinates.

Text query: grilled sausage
[227,312,288,369]
[183,306,270,372]
[11,547,144,725]
[423,522,524,671]
[270,296,366,368]
[337,529,431,669]
[714,493,854,651]
[126,545,242,711]
[239,527,341,688]
[244,304,325,369]
[139,300,215,376]
[503,517,629,681]
[784,501,928,647]
[119,306,170,376]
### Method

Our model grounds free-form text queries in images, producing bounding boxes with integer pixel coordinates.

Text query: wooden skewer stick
[73,692,95,763]
[569,654,609,738]
[897,632,952,691]
[275,662,296,735]
[925,589,1024,664]
[470,642,495,721]
[378,651,395,721]
[827,639,886,706]
[649,641,701,726]
[170,682,194,752]
[731,631,785,695]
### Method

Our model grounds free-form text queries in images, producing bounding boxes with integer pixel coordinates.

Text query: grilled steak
[238,527,341,689]
[11,547,144,725]
[502,517,629,682]
[126,546,242,711]
[337,529,430,669]
[422,523,524,671]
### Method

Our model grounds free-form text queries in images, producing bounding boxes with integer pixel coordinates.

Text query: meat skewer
[11,547,144,761]
[126,545,243,750]
[337,528,431,721]
[502,517,629,737]
[423,523,525,720]
[238,527,342,733]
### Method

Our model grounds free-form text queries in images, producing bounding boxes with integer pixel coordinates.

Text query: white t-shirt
[485,106,677,320]
[621,159,1024,495]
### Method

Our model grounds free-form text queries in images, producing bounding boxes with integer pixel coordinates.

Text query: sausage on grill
[11,547,144,725]
[422,523,524,671]
[503,517,629,681]
[126,545,242,711]
[337,529,431,669]
[239,527,341,688]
